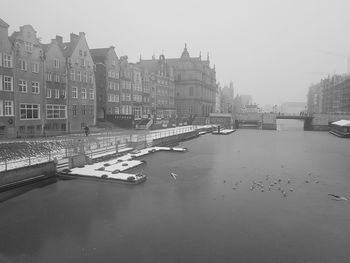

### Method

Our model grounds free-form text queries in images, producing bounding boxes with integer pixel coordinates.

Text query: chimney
[55,35,63,45]
[70,33,79,43]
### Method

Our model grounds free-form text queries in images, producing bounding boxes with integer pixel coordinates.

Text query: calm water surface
[1,121,350,263]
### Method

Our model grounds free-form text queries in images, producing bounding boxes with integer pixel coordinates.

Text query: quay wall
[152,131,199,146]
[0,161,56,189]
[311,114,350,131]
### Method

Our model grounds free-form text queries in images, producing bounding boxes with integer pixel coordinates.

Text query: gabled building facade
[138,55,176,119]
[119,56,133,115]
[0,18,15,138]
[11,25,45,137]
[90,46,120,118]
[130,63,143,119]
[59,32,96,132]
[167,45,217,117]
[43,37,68,135]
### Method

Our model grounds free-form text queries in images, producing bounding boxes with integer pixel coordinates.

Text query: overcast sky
[2,0,350,105]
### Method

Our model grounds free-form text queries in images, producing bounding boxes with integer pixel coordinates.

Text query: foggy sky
[2,0,350,106]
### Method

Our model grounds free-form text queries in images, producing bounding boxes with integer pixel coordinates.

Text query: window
[72,105,77,116]
[0,53,2,67]
[114,107,119,114]
[46,88,51,98]
[115,94,119,102]
[20,104,40,119]
[4,76,13,91]
[81,88,87,99]
[18,80,27,93]
[24,42,33,52]
[19,59,27,71]
[3,54,12,68]
[4,100,14,116]
[82,105,86,115]
[80,58,85,67]
[62,90,66,99]
[111,71,115,78]
[89,89,94,100]
[54,59,60,68]
[72,87,78,98]
[125,94,131,101]
[70,69,75,81]
[77,71,82,81]
[79,50,82,56]
[0,100,2,116]
[33,62,39,73]
[46,104,67,119]
[83,72,88,82]
[54,89,59,99]
[108,94,114,102]
[31,82,40,94]
[54,74,59,82]
[47,72,52,81]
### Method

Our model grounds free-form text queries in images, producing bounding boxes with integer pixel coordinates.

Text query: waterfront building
[307,82,323,114]
[322,75,350,114]
[11,25,45,137]
[119,56,133,115]
[166,45,217,117]
[90,46,120,118]
[130,63,143,119]
[0,18,15,138]
[215,84,222,113]
[42,37,68,135]
[58,32,96,132]
[137,55,176,118]
[140,67,152,117]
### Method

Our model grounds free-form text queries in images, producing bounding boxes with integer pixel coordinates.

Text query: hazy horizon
[2,0,350,106]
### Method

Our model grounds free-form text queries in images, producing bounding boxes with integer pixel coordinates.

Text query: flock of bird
[168,168,348,201]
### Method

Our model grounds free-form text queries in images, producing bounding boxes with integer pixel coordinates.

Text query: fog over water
[0,123,349,263]
[3,0,350,105]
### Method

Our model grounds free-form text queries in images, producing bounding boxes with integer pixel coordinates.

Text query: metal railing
[0,125,201,172]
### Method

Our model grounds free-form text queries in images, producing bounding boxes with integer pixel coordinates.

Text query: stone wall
[0,161,56,188]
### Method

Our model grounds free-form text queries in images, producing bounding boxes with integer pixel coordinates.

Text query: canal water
[1,121,350,263]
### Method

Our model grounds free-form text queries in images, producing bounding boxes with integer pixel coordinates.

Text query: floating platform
[59,146,187,184]
[212,129,236,135]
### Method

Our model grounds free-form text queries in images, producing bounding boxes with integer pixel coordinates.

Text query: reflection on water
[277,119,304,131]
[0,121,350,263]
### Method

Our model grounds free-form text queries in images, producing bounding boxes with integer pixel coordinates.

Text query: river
[1,121,350,263]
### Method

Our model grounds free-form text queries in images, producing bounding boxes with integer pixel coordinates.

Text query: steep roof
[90,48,110,57]
[0,18,9,28]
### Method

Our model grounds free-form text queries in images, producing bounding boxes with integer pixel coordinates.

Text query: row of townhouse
[0,19,96,138]
[92,49,176,122]
[0,18,218,138]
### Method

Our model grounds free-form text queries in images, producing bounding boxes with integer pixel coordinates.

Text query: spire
[181,43,190,59]
[139,54,142,62]
[199,51,201,60]
[207,52,210,61]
